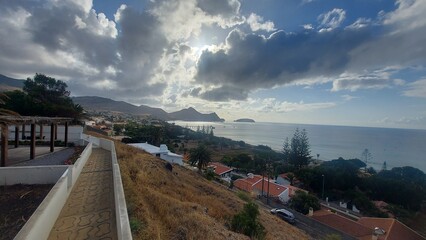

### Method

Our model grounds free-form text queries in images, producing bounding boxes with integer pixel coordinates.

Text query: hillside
[0,74,225,122]
[73,96,223,122]
[169,107,224,122]
[72,96,170,120]
[115,142,309,239]
[0,74,24,91]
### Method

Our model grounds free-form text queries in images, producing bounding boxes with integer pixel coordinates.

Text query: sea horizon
[170,120,426,173]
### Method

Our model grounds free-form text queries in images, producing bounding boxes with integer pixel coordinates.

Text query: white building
[129,142,183,166]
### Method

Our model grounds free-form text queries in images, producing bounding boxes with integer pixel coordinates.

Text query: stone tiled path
[48,148,117,240]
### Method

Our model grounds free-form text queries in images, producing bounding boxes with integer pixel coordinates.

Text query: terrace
[0,118,131,239]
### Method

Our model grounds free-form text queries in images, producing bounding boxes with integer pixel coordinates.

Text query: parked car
[270,208,296,224]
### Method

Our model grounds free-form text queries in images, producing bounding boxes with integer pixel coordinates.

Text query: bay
[171,121,426,172]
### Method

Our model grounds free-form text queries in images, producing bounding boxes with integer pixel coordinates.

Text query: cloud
[302,24,314,30]
[318,8,346,31]
[346,18,371,29]
[1,0,426,108]
[0,0,247,104]
[331,68,399,91]
[348,0,426,71]
[259,98,336,113]
[195,28,371,100]
[246,13,275,32]
[341,94,358,101]
[403,79,426,98]
[377,115,426,128]
[197,0,240,17]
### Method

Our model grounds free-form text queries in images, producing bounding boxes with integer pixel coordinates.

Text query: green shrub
[236,191,251,202]
[129,218,143,233]
[230,202,265,239]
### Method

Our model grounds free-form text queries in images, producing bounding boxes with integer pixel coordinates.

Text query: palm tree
[189,144,211,172]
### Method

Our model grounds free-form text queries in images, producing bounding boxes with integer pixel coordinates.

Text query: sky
[1,0,426,129]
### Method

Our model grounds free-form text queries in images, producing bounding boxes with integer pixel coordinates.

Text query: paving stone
[48,148,117,240]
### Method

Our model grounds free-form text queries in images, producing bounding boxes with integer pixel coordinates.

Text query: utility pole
[322,174,325,200]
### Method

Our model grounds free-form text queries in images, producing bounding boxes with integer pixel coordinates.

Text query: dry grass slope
[116,141,309,240]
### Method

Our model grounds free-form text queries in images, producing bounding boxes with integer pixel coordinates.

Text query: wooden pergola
[0,116,73,167]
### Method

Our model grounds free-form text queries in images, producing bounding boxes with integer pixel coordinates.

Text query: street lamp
[322,174,325,200]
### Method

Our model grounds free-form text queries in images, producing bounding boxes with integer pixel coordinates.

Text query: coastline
[170,120,426,172]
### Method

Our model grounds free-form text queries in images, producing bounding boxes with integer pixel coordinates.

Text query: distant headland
[234,118,255,123]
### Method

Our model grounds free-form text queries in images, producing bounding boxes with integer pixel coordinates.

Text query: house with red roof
[311,209,425,240]
[234,173,290,203]
[207,162,233,182]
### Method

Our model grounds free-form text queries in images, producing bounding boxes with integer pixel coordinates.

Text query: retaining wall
[11,143,93,240]
[12,136,132,240]
[99,138,132,240]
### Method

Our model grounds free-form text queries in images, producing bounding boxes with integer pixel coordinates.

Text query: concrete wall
[0,166,68,185]
[278,189,290,203]
[160,153,183,165]
[70,142,92,187]
[10,143,92,240]
[15,170,71,240]
[7,136,132,240]
[81,133,100,146]
[105,139,133,240]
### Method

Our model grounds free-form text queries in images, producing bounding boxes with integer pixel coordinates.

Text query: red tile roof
[208,162,233,176]
[234,174,262,192]
[358,217,425,240]
[312,210,372,238]
[253,179,287,197]
[311,210,426,240]
[233,174,287,197]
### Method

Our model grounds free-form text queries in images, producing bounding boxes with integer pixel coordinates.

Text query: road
[256,197,356,240]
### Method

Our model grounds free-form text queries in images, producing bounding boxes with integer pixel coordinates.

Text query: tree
[23,73,70,102]
[189,144,211,171]
[283,128,311,169]
[4,73,83,119]
[361,149,372,172]
[289,190,320,214]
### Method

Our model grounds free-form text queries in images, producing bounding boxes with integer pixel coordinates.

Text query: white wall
[15,170,71,240]
[110,140,133,240]
[6,136,132,240]
[0,166,69,185]
[5,143,92,240]
[160,153,183,165]
[279,189,290,203]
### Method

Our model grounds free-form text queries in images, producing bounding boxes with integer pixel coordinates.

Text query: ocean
[171,121,426,172]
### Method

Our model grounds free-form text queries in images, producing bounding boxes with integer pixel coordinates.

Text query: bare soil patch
[0,184,53,240]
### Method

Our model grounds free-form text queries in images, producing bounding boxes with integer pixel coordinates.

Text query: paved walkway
[13,148,73,166]
[7,146,66,166]
[48,148,117,240]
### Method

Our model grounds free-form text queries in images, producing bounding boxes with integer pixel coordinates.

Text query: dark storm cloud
[199,86,248,101]
[197,0,240,17]
[195,27,372,100]
[114,6,169,95]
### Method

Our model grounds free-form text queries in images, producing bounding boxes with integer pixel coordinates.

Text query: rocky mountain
[169,107,224,122]
[72,96,224,122]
